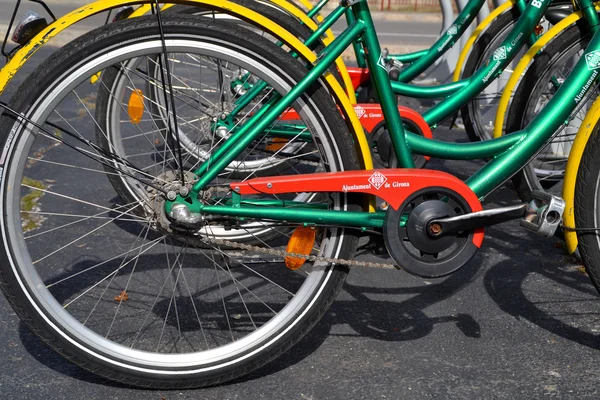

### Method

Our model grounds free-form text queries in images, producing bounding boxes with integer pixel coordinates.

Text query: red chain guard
[281,103,432,137]
[231,169,484,248]
[346,67,370,90]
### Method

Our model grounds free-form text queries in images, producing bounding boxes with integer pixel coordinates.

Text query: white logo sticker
[447,25,458,35]
[368,171,387,190]
[377,53,387,70]
[493,46,507,61]
[586,51,600,70]
[354,105,366,119]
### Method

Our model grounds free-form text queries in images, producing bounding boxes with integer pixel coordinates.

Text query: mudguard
[562,97,600,254]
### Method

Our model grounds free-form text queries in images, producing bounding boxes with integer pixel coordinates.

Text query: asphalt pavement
[0,7,598,400]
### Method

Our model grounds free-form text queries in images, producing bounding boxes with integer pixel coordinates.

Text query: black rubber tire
[166,1,339,78]
[507,21,590,202]
[0,16,360,389]
[574,118,600,294]
[460,6,521,142]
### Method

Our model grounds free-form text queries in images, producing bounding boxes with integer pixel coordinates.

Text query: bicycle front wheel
[0,15,360,388]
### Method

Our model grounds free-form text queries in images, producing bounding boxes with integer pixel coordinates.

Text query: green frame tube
[391,79,469,98]
[307,0,329,18]
[191,20,366,192]
[166,0,600,231]
[420,0,551,126]
[389,49,428,64]
[394,0,486,82]
[345,9,367,68]
[200,206,387,228]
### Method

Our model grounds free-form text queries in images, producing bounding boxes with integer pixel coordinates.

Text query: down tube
[466,28,600,198]
[394,0,485,82]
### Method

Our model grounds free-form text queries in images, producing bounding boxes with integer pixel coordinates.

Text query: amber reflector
[534,25,544,36]
[127,89,144,124]
[266,138,288,152]
[285,226,316,270]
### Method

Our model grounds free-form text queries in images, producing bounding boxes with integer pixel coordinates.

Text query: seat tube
[350,0,415,168]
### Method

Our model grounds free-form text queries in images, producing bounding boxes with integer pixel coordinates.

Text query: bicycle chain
[199,235,402,270]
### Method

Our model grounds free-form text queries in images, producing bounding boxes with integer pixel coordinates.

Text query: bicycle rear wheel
[0,15,359,388]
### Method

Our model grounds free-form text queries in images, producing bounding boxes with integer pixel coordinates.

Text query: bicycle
[1,0,600,387]
[153,0,596,210]
[5,0,587,197]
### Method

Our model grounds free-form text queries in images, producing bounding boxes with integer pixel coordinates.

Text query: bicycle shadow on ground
[229,252,485,385]
[483,249,600,350]
[17,245,485,386]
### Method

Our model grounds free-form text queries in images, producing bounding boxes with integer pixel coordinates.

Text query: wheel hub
[405,200,456,253]
[146,170,199,234]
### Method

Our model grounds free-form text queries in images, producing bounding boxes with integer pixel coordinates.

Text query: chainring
[383,187,479,277]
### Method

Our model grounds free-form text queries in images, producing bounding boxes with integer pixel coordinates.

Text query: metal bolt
[216,126,229,138]
[429,223,442,235]
[166,191,177,201]
[234,186,240,193]
[220,113,228,120]
[266,183,272,189]
[212,116,218,122]
[179,187,189,197]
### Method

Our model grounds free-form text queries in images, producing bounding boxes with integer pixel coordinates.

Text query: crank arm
[428,204,529,237]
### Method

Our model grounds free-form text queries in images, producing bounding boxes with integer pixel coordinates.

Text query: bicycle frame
[3,0,600,233]
[161,0,600,228]
[223,0,584,135]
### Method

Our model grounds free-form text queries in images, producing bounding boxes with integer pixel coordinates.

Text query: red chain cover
[231,169,484,248]
[280,103,432,137]
[345,67,371,89]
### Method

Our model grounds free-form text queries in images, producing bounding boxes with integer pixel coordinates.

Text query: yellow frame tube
[452,0,516,82]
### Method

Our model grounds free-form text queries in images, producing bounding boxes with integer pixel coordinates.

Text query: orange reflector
[266,138,289,152]
[127,89,144,124]
[534,25,544,36]
[285,226,316,270]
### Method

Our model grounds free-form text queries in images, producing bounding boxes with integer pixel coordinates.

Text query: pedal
[520,190,565,237]
[11,11,48,46]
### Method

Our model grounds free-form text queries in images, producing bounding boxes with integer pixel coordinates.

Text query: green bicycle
[1,0,600,389]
